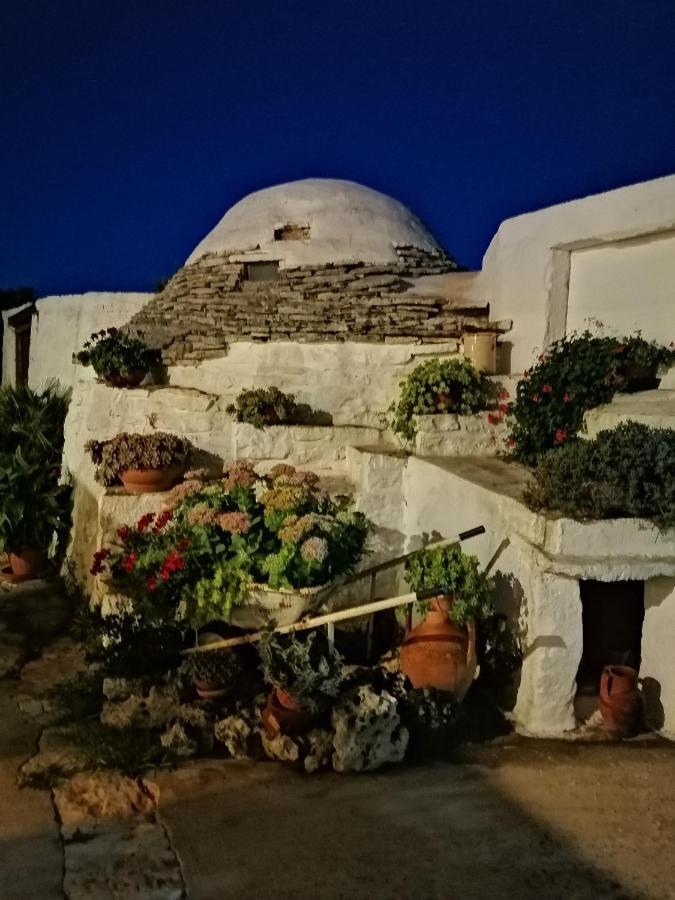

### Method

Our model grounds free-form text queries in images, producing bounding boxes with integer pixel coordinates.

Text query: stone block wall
[127,245,489,365]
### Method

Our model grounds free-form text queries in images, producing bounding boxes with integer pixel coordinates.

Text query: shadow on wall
[641,677,665,731]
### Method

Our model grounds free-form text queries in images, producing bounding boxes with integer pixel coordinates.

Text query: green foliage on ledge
[507,331,675,464]
[525,422,675,529]
[403,543,495,626]
[389,358,488,442]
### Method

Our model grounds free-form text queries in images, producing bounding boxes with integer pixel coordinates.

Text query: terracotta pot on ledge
[400,596,477,702]
[120,466,182,494]
[104,370,147,388]
[8,548,44,578]
[599,665,642,737]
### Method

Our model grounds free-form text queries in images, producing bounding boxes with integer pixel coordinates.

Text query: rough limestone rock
[62,820,183,900]
[160,721,198,758]
[101,683,208,731]
[303,728,334,774]
[19,725,90,786]
[53,771,158,840]
[261,732,300,764]
[331,686,409,773]
[214,709,260,758]
[54,772,184,899]
[102,677,147,702]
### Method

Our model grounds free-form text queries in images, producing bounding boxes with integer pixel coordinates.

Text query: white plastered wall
[481,174,675,372]
[27,292,153,390]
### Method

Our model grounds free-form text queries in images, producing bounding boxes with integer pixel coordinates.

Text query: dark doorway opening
[7,305,34,386]
[577,579,644,694]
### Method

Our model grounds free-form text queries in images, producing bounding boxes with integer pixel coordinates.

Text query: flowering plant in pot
[85,432,191,493]
[400,545,495,699]
[73,328,160,387]
[507,330,675,464]
[91,462,371,630]
[258,628,344,735]
[389,358,488,442]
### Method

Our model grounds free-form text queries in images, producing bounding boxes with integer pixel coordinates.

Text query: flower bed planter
[229,583,333,630]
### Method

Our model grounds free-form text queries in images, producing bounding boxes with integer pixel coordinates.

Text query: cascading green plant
[389,358,488,442]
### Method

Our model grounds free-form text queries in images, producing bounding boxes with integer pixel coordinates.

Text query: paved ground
[2,580,675,900]
[156,741,675,900]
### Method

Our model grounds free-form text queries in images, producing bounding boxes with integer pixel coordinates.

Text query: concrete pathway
[157,740,675,900]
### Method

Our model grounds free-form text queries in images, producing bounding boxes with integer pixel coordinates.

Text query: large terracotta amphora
[400,596,477,701]
[599,665,642,737]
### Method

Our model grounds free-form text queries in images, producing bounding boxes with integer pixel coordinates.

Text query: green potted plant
[614,334,675,392]
[183,648,243,699]
[0,448,71,577]
[258,628,344,736]
[74,328,160,387]
[85,432,191,493]
[400,544,494,699]
[389,358,487,442]
[226,386,302,429]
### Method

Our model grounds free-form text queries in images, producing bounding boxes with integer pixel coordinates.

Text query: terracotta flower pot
[8,548,44,578]
[400,596,477,701]
[104,370,147,388]
[194,678,228,700]
[261,688,312,738]
[120,466,182,494]
[599,665,642,737]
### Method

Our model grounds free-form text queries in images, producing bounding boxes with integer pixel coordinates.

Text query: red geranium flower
[90,547,111,575]
[507,435,515,448]
[563,393,571,403]
[542,384,552,393]
[137,513,155,532]
[487,413,498,425]
[554,428,568,445]
[498,390,510,401]
[160,550,186,582]
[153,509,173,532]
[120,552,138,573]
[146,576,158,592]
[532,394,541,403]
[117,525,131,541]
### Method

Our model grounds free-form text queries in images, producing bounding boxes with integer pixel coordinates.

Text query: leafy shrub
[525,422,675,528]
[508,331,675,464]
[389,358,488,442]
[0,381,71,556]
[92,462,371,627]
[226,386,319,429]
[404,543,495,625]
[74,328,160,383]
[82,611,184,679]
[258,628,344,712]
[85,432,191,486]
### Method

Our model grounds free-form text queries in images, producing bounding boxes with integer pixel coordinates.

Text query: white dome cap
[186,178,444,267]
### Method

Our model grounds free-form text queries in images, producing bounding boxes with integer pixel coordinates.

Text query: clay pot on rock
[262,688,312,738]
[599,665,642,737]
[8,548,44,578]
[120,467,182,494]
[194,678,229,700]
[400,596,477,701]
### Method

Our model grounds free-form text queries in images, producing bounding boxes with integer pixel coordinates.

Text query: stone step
[584,389,675,437]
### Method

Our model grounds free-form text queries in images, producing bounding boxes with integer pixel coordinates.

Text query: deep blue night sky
[2,0,674,295]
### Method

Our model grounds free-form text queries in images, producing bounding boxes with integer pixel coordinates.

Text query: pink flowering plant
[91,461,370,627]
[507,331,675,465]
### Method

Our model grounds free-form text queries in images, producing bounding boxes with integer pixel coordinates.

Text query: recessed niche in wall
[243,261,279,283]
[577,579,645,693]
[274,223,310,241]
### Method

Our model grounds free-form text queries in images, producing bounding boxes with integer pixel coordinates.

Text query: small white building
[4,175,675,740]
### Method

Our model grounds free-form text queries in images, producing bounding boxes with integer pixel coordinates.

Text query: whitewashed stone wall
[482,173,675,372]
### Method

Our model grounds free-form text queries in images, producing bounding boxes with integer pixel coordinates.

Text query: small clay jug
[400,596,477,701]
[599,665,642,737]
